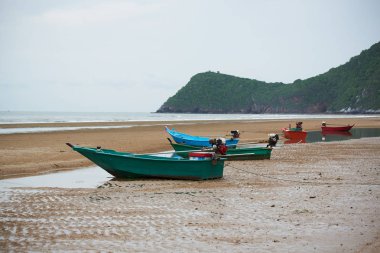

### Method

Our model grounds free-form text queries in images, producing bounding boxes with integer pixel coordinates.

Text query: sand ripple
[1,138,380,252]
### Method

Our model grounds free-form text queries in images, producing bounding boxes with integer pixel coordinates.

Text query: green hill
[157,42,380,114]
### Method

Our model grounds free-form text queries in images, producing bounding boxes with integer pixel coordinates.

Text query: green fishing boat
[66,143,225,180]
[167,139,272,160]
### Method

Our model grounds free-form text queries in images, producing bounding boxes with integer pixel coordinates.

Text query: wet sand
[1,137,379,252]
[1,117,379,179]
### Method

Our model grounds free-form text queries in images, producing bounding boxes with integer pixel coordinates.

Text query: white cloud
[35,1,160,26]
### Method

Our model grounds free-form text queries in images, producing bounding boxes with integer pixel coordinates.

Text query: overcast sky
[1,0,379,112]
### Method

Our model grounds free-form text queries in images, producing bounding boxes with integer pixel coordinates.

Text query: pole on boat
[325,123,354,126]
[140,149,210,156]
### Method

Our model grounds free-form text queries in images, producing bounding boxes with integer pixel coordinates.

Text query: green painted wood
[170,142,272,160]
[70,145,225,180]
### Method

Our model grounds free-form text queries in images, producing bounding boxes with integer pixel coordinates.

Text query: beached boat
[322,130,353,137]
[321,125,354,132]
[167,139,272,160]
[66,143,225,180]
[165,126,239,147]
[282,122,307,140]
[282,128,308,139]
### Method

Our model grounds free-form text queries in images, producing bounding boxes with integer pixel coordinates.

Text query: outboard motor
[267,133,279,148]
[210,138,228,155]
[230,130,240,138]
[216,138,228,155]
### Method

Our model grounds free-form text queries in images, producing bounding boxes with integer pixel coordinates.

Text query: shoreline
[0,117,379,179]
[1,113,379,127]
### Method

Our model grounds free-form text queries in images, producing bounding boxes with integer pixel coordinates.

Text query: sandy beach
[1,117,380,179]
[1,134,379,252]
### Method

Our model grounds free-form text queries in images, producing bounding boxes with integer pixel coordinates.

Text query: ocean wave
[0,125,134,134]
[0,111,378,124]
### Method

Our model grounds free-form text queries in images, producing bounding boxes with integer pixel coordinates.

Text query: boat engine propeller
[267,133,279,148]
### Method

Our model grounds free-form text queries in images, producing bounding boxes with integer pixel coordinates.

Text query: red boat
[282,128,308,139]
[321,124,354,132]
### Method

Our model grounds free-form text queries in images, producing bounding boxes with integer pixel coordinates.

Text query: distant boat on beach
[282,128,308,139]
[321,122,354,132]
[282,122,307,140]
[165,126,240,147]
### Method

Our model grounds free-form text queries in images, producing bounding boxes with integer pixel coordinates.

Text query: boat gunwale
[73,145,226,163]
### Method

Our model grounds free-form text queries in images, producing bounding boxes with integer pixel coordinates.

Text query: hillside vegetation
[157,42,380,114]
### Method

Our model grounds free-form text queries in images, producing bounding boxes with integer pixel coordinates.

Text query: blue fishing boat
[165,126,240,147]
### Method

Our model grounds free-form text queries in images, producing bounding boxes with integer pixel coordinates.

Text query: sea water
[1,111,378,124]
[1,111,378,134]
[0,167,111,189]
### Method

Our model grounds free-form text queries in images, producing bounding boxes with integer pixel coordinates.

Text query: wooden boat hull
[165,127,239,147]
[68,144,225,180]
[321,125,354,132]
[282,128,308,139]
[169,141,272,160]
